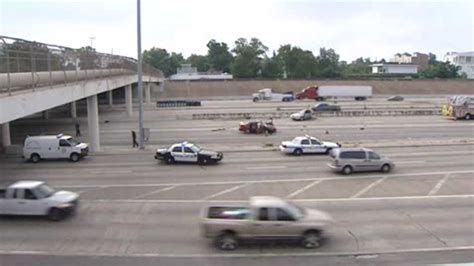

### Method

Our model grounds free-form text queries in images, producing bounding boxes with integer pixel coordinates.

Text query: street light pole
[137,0,145,149]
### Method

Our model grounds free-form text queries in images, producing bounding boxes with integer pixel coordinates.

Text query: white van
[23,134,89,163]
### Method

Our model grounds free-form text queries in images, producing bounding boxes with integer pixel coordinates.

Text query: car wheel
[70,153,80,162]
[215,232,238,251]
[198,157,209,165]
[465,113,471,120]
[31,153,40,163]
[293,149,303,156]
[47,207,63,221]
[302,231,321,249]
[342,165,353,175]
[381,164,391,173]
[165,156,175,164]
[253,98,259,102]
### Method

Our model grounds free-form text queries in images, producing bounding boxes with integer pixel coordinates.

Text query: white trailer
[317,86,372,101]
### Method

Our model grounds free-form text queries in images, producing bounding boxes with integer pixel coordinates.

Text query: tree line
[143,38,465,80]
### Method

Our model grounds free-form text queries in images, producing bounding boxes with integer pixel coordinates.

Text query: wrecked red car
[239,120,276,134]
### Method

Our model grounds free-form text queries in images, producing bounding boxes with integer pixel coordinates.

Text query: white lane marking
[133,186,176,200]
[76,187,105,194]
[386,150,474,158]
[58,170,474,189]
[246,165,287,170]
[286,180,323,198]
[428,174,451,196]
[0,246,472,258]
[82,194,474,204]
[351,176,389,198]
[203,183,248,200]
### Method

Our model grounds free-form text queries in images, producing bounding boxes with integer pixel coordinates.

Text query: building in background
[392,52,430,71]
[370,63,418,75]
[444,52,474,79]
[170,64,233,80]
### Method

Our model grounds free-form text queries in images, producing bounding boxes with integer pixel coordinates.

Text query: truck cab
[252,88,294,102]
[23,134,89,163]
[0,181,79,220]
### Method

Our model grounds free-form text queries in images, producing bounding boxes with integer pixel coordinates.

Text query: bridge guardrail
[0,36,164,95]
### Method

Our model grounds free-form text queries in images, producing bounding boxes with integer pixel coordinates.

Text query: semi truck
[252,88,294,102]
[441,95,474,120]
[296,85,372,101]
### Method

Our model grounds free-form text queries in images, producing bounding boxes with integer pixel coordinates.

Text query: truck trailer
[296,85,373,101]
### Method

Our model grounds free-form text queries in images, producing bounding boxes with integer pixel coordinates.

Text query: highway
[1,98,473,265]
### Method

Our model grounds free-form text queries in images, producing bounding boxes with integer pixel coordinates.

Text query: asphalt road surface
[1,98,473,266]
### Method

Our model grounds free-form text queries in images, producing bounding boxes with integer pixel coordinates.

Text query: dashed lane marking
[246,165,287,170]
[133,186,176,200]
[203,183,249,200]
[286,180,323,198]
[428,174,451,196]
[351,176,389,198]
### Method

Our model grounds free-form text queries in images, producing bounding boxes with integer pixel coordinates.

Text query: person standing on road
[75,121,81,137]
[132,130,139,148]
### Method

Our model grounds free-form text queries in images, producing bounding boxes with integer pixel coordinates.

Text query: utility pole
[89,36,95,48]
[137,0,145,149]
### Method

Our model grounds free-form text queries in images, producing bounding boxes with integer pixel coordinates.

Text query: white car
[155,141,223,165]
[280,135,341,155]
[290,109,313,121]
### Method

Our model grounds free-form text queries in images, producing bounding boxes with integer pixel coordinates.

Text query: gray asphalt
[1,98,473,266]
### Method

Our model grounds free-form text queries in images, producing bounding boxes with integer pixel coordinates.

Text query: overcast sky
[1,0,473,62]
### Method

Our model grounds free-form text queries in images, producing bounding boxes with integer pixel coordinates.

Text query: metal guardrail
[157,100,202,107]
[0,36,164,95]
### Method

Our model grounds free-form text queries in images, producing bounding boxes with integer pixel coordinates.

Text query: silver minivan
[327,148,394,175]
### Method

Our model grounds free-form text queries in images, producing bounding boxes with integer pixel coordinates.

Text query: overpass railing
[0,36,164,95]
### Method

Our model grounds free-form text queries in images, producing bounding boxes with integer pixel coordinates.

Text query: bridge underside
[0,74,163,152]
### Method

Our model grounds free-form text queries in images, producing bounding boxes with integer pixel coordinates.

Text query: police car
[280,135,341,155]
[155,142,223,165]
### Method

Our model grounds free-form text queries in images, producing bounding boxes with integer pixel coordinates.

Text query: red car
[239,120,276,134]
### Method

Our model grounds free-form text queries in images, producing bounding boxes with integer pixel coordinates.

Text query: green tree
[187,54,210,72]
[315,48,341,78]
[143,47,185,77]
[421,62,461,79]
[261,52,282,78]
[230,38,268,78]
[207,40,233,73]
[340,57,371,77]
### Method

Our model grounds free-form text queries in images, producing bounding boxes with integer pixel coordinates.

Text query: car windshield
[190,144,201,152]
[36,184,56,198]
[66,137,80,146]
[285,201,306,219]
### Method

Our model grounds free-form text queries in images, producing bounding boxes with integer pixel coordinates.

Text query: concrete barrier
[192,109,441,120]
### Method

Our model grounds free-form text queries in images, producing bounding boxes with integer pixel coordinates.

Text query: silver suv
[328,148,394,175]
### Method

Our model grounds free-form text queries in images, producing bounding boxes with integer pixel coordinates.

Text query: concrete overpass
[0,36,164,152]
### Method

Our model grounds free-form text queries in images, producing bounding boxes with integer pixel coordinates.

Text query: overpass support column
[71,101,77,119]
[145,83,151,104]
[87,95,100,152]
[1,123,11,148]
[108,90,114,107]
[125,84,133,116]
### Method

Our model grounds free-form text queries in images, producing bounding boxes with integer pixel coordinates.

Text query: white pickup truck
[0,181,79,221]
[200,196,332,250]
[252,88,294,102]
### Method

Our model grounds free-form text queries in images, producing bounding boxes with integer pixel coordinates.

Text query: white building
[444,52,474,79]
[370,63,418,74]
[169,64,233,80]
